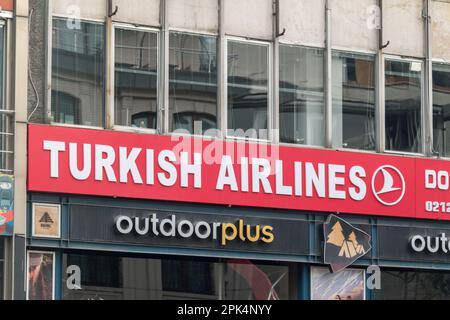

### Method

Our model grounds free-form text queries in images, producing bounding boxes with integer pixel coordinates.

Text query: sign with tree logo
[324,215,371,273]
[32,203,61,238]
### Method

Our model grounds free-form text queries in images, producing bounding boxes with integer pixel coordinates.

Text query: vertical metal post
[423,0,433,157]
[376,0,386,153]
[105,0,114,129]
[218,0,226,139]
[272,0,280,144]
[159,0,169,134]
[45,0,53,124]
[324,0,332,148]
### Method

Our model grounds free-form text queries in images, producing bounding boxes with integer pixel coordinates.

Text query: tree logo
[324,215,372,273]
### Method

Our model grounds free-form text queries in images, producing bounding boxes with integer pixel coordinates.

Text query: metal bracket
[380,41,390,50]
[108,0,118,17]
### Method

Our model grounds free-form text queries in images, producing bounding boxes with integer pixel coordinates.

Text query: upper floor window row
[50,18,450,158]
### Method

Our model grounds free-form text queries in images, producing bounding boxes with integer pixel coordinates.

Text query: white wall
[280,0,325,47]
[168,0,218,33]
[383,0,424,57]
[52,0,106,20]
[432,0,450,61]
[113,0,160,27]
[224,0,273,40]
[331,0,378,51]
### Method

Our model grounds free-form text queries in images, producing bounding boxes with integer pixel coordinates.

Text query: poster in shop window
[311,267,366,301]
[27,251,55,300]
[0,175,14,236]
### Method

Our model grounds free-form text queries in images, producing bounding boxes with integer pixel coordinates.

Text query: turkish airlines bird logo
[372,165,406,206]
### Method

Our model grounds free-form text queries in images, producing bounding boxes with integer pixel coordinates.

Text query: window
[374,269,450,300]
[0,23,13,175]
[114,27,158,130]
[433,63,450,158]
[169,32,217,135]
[52,18,105,127]
[385,58,423,153]
[62,253,291,300]
[332,52,376,150]
[227,40,270,140]
[279,45,325,146]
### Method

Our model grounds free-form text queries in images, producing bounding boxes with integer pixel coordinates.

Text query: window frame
[110,23,160,135]
[431,60,450,161]
[331,49,377,153]
[167,28,220,138]
[278,43,327,149]
[383,55,426,156]
[47,15,107,130]
[225,36,273,143]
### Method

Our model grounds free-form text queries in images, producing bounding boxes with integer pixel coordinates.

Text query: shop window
[227,40,270,140]
[62,253,290,300]
[332,52,376,151]
[115,27,158,130]
[374,270,450,300]
[51,18,105,127]
[162,260,214,296]
[433,63,450,158]
[385,58,423,153]
[169,32,218,135]
[279,45,325,146]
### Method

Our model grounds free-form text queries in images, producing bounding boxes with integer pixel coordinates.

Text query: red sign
[27,124,450,221]
[0,0,13,11]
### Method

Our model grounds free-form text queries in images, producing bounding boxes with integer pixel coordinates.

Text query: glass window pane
[374,270,450,300]
[385,59,423,153]
[228,41,269,140]
[433,63,450,158]
[332,52,375,150]
[52,18,105,127]
[279,45,324,146]
[115,28,158,130]
[62,253,290,300]
[169,32,217,135]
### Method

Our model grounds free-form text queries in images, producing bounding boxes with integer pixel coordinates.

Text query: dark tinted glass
[433,63,450,158]
[52,19,105,127]
[279,45,325,146]
[169,32,217,135]
[385,59,423,153]
[115,28,158,129]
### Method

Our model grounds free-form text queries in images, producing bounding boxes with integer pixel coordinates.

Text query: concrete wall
[331,0,378,52]
[223,0,273,40]
[113,0,160,27]
[280,0,325,47]
[168,0,218,33]
[384,0,424,58]
[28,0,47,124]
[432,0,450,61]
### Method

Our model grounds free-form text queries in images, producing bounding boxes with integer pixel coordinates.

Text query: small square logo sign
[33,204,61,238]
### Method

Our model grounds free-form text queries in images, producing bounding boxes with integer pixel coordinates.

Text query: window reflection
[52,19,105,127]
[62,253,290,301]
[375,270,450,300]
[228,41,269,140]
[169,32,218,135]
[433,63,450,158]
[279,45,325,146]
[332,52,375,150]
[385,59,423,153]
[115,28,158,130]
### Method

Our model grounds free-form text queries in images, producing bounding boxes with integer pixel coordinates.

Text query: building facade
[1,0,450,300]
